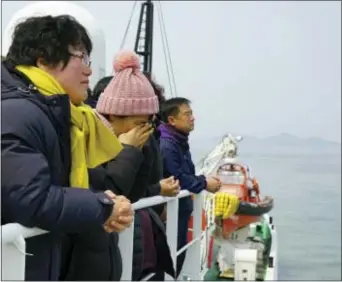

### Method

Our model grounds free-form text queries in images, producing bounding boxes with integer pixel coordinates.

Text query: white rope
[156,1,174,97]
[157,1,178,97]
[120,1,138,50]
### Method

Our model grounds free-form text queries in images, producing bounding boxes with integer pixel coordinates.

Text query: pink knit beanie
[96,50,159,116]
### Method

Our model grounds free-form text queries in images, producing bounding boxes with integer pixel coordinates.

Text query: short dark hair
[6,15,92,68]
[92,76,113,101]
[160,97,191,123]
[144,74,166,105]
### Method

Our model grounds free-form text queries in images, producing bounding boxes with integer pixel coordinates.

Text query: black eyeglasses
[69,52,91,67]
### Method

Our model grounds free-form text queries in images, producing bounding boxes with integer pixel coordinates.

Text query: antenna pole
[134,0,154,76]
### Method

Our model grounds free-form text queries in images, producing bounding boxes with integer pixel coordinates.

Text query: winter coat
[1,60,115,281]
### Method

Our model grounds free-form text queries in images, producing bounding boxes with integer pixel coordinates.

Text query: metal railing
[1,190,206,281]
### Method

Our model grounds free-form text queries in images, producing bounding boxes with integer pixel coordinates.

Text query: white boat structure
[193,134,278,281]
[1,1,277,281]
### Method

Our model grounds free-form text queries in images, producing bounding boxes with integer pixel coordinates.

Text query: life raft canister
[219,165,262,238]
[186,165,262,242]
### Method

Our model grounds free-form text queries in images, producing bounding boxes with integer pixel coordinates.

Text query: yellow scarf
[16,66,123,188]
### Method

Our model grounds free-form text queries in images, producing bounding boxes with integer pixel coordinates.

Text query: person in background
[87,72,178,235]
[62,82,153,281]
[85,75,113,108]
[85,87,95,107]
[90,70,179,203]
[144,72,166,140]
[95,50,177,280]
[139,74,179,280]
[60,121,151,281]
[159,97,222,277]
[1,15,133,281]
[144,75,176,222]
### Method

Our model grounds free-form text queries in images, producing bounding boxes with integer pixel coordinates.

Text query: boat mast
[134,0,154,77]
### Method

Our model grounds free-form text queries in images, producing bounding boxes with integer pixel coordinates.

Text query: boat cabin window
[217,169,245,185]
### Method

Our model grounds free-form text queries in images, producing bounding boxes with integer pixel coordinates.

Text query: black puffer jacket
[61,132,175,281]
[133,208,175,281]
[1,61,115,281]
[131,136,175,281]
[146,135,165,216]
[59,145,144,281]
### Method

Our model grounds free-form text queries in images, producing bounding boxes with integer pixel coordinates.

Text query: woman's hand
[118,124,153,148]
[160,176,180,197]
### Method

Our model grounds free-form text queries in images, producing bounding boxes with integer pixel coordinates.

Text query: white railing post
[270,224,278,280]
[165,196,179,281]
[179,193,203,280]
[1,235,26,280]
[118,218,135,281]
[1,190,200,282]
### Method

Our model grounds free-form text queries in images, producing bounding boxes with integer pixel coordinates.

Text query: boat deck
[203,243,232,281]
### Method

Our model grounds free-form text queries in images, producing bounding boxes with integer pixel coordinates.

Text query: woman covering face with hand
[95,50,176,280]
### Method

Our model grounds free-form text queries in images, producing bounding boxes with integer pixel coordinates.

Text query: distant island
[239,133,341,148]
[192,133,340,146]
[190,133,341,158]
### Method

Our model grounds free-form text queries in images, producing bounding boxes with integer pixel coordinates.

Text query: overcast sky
[1,1,341,143]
